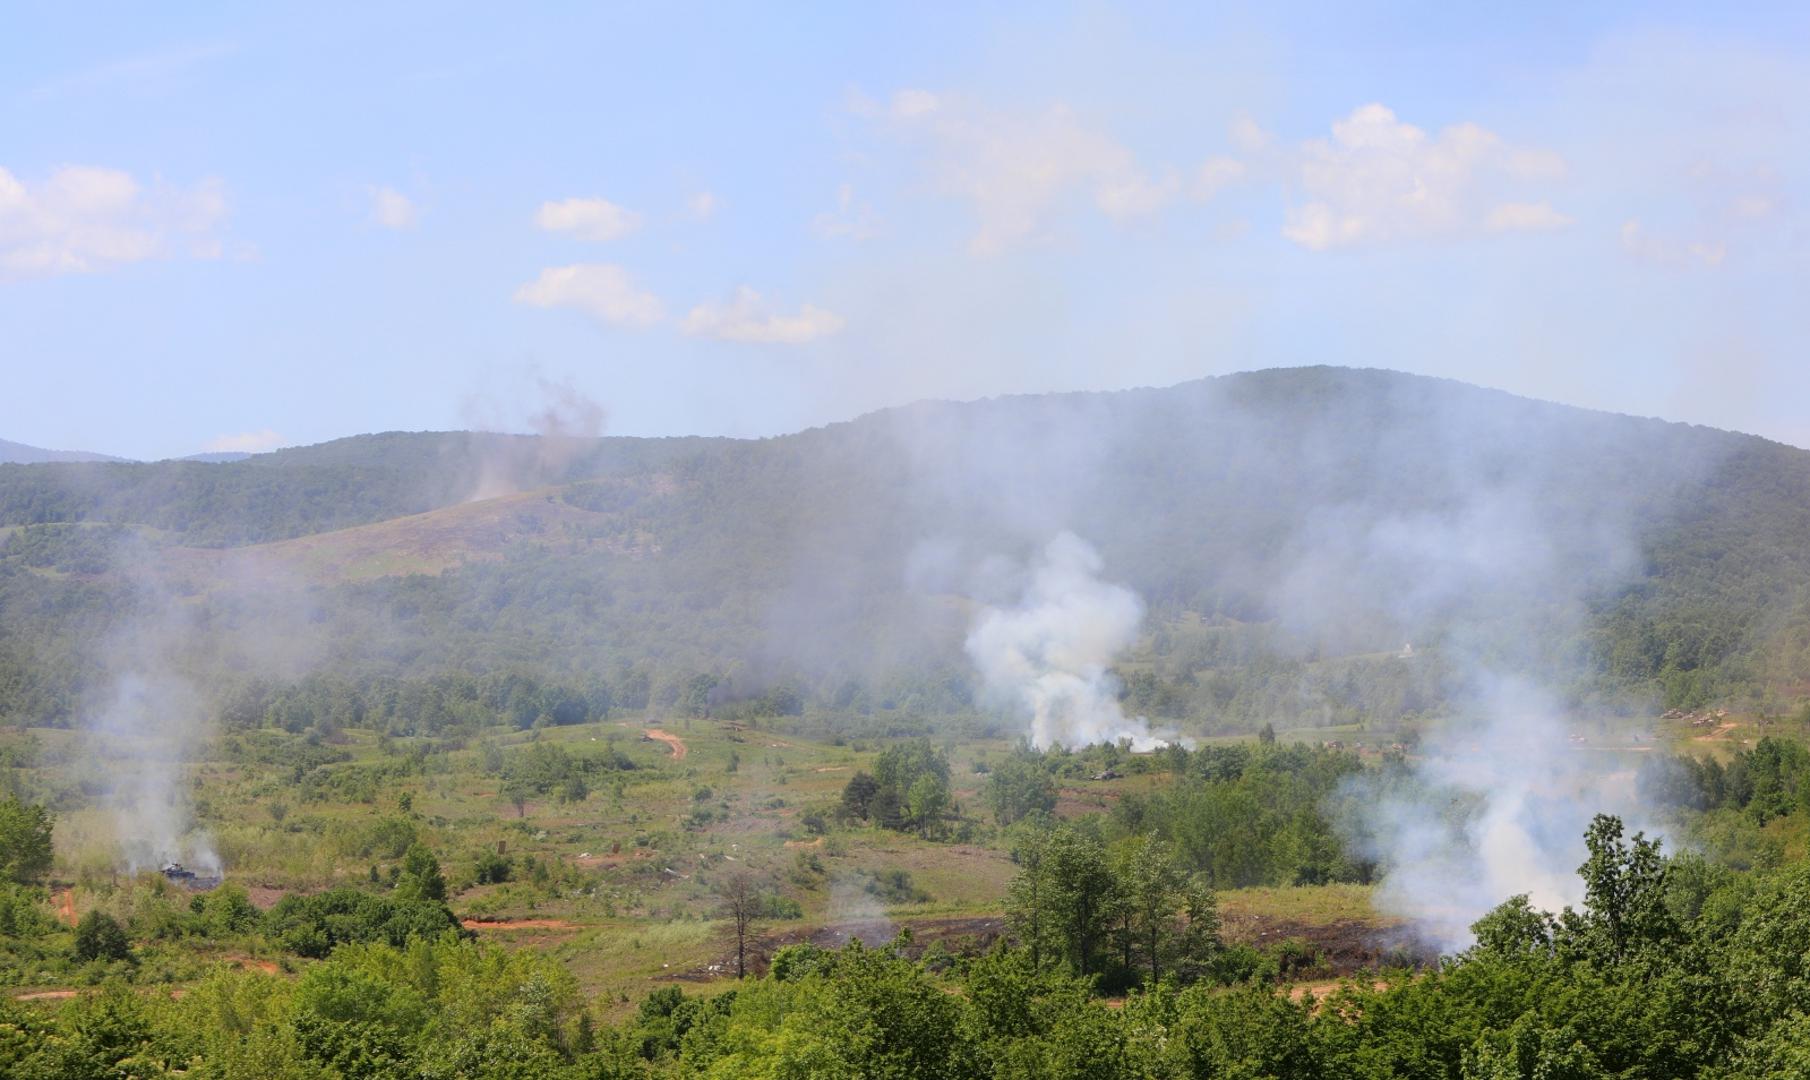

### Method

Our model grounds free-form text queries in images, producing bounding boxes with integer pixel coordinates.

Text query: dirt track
[15,989,78,1002]
[644,729,687,760]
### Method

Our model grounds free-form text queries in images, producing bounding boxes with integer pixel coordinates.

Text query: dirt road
[644,729,688,760]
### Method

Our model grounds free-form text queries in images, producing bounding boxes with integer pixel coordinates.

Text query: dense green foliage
[265,887,466,959]
[839,738,954,836]
[0,795,53,883]
[9,816,1810,1077]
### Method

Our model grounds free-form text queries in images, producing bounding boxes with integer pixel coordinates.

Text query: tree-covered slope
[4,367,1810,727]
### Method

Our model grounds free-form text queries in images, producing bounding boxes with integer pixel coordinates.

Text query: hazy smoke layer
[965,532,1170,749]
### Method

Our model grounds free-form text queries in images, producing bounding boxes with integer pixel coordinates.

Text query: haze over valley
[6,6,1810,1077]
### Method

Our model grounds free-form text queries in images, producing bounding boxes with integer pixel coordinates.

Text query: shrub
[266,887,464,958]
[73,910,132,963]
[473,850,514,885]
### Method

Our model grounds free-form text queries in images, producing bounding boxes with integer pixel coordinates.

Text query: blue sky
[3,3,1807,459]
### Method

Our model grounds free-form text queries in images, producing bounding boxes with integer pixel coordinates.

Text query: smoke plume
[965,532,1172,749]
[462,374,607,500]
[88,669,219,875]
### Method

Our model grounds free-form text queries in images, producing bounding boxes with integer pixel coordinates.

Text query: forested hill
[4,366,1810,729]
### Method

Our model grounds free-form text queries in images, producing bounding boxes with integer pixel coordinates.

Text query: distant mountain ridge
[3,367,1809,727]
[0,437,126,464]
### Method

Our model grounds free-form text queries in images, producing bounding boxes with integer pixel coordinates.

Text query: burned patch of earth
[1222,914,1436,979]
[462,918,581,932]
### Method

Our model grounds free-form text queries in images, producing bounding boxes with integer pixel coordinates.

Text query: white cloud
[204,429,285,453]
[368,186,418,229]
[1194,155,1247,200]
[1095,171,1182,219]
[1729,193,1779,220]
[687,190,720,220]
[1620,219,1725,268]
[1283,104,1570,250]
[1229,114,1274,154]
[0,164,227,280]
[1484,201,1574,232]
[513,264,665,326]
[682,286,844,344]
[534,196,642,242]
[812,183,879,240]
[877,89,1180,254]
[891,88,940,119]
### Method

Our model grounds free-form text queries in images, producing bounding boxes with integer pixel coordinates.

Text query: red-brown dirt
[644,729,687,759]
[15,989,78,1002]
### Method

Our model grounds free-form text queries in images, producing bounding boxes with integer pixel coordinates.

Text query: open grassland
[7,714,1418,1011]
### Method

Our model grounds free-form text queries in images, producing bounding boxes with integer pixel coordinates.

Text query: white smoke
[965,532,1174,749]
[88,670,219,875]
[1341,674,1646,951]
[462,373,607,501]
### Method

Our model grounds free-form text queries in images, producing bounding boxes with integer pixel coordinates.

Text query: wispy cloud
[368,186,419,230]
[513,264,665,326]
[682,286,844,344]
[812,184,879,240]
[0,165,228,280]
[534,196,642,242]
[203,429,285,453]
[687,191,720,221]
[865,89,1186,254]
[26,41,237,101]
[1620,219,1725,268]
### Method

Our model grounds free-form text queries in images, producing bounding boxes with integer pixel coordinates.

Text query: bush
[860,868,930,905]
[196,883,263,937]
[770,942,832,981]
[266,887,464,958]
[0,796,53,884]
[473,850,514,885]
[0,884,53,937]
[73,910,132,963]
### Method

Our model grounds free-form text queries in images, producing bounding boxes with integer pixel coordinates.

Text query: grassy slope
[17,717,1399,1014]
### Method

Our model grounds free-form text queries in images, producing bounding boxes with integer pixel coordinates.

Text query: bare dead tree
[718,869,762,979]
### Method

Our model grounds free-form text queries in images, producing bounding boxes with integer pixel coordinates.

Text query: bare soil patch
[644,729,687,760]
[244,885,290,910]
[15,989,78,1002]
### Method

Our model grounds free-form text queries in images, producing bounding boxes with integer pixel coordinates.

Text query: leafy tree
[1118,834,1218,985]
[985,750,1057,826]
[1566,814,1679,966]
[839,772,879,822]
[906,775,950,839]
[0,795,53,884]
[1012,821,1120,978]
[73,910,133,963]
[393,843,447,902]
